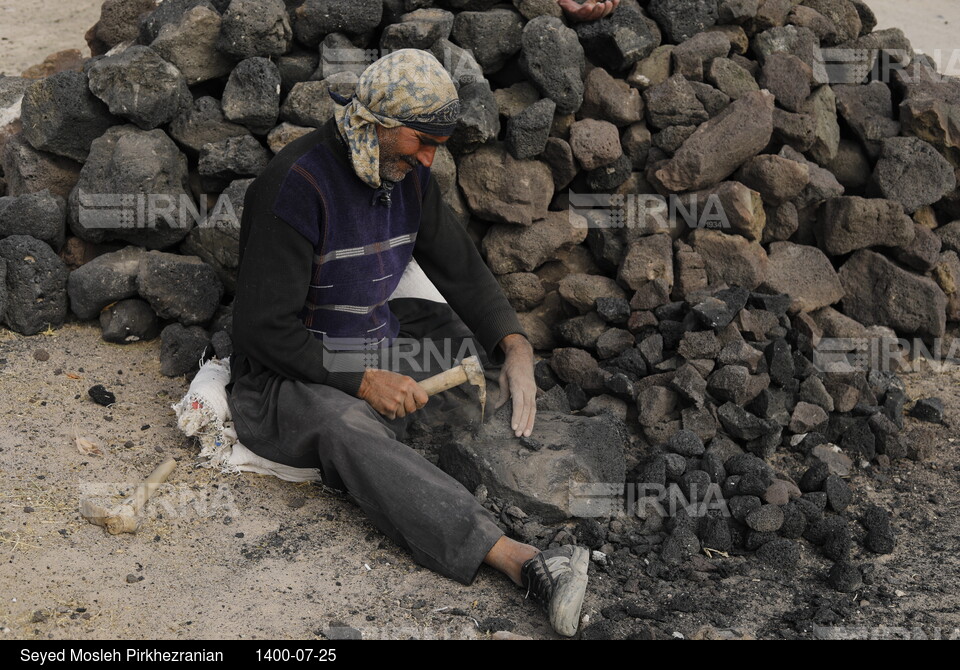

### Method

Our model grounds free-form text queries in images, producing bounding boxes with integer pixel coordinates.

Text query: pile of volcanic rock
[465,283,910,595]
[0,0,958,379]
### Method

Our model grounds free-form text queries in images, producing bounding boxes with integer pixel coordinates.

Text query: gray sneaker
[521,545,590,637]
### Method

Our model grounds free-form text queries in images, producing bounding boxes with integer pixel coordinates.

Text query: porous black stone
[910,397,944,423]
[827,562,863,593]
[88,385,117,407]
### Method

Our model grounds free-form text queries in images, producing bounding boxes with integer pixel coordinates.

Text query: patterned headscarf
[332,49,460,190]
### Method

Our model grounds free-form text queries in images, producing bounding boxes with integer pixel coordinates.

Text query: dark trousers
[227,299,504,585]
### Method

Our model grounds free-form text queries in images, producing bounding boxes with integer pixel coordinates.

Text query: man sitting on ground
[228,49,590,637]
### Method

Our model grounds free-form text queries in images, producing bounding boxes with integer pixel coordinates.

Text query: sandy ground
[0,323,540,640]
[0,1,958,77]
[869,0,960,74]
[0,0,102,77]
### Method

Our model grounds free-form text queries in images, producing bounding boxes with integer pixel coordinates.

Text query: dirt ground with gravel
[0,322,958,641]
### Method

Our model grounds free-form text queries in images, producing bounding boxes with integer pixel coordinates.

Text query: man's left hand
[496,334,537,438]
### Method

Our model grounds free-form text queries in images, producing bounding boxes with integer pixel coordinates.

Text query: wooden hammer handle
[418,365,469,396]
[132,458,178,515]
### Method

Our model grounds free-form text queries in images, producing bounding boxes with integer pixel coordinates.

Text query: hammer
[418,355,487,423]
[81,458,177,535]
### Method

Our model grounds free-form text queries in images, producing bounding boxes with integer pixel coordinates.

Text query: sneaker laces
[522,553,559,604]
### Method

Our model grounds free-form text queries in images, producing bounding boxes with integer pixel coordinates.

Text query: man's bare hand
[496,334,537,438]
[358,369,428,420]
[557,0,620,22]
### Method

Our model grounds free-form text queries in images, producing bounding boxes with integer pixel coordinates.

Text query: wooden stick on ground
[81,458,177,535]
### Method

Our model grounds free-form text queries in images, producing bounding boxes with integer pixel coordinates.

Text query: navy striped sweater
[272,136,428,347]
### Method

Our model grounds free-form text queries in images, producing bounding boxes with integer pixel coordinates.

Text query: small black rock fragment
[519,436,542,451]
[909,397,944,423]
[88,384,116,406]
[827,562,863,593]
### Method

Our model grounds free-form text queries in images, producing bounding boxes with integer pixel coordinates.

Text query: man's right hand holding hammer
[358,369,429,420]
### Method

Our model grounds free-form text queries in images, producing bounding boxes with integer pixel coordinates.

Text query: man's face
[376,125,450,183]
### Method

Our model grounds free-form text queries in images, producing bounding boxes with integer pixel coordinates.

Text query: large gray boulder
[0,134,80,200]
[160,323,211,376]
[568,118,622,170]
[0,235,68,335]
[617,234,673,293]
[67,125,192,250]
[457,144,553,226]
[20,72,118,163]
[222,58,282,135]
[573,4,661,72]
[280,76,357,129]
[839,249,947,339]
[149,4,233,85]
[558,273,627,313]
[688,228,769,290]
[0,190,66,250]
[198,136,270,192]
[580,68,644,127]
[93,0,158,49]
[505,98,555,159]
[438,408,627,522]
[734,154,809,206]
[758,52,813,113]
[66,246,146,320]
[448,79,501,154]
[655,89,774,192]
[760,241,844,313]
[643,73,709,130]
[647,0,718,43]
[816,196,915,256]
[519,16,585,114]
[870,136,956,214]
[482,210,588,274]
[217,0,291,58]
[293,0,383,46]
[86,46,191,130]
[451,9,524,74]
[168,96,250,156]
[137,251,224,326]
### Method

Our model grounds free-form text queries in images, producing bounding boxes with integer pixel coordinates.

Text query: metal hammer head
[461,356,486,424]
[418,355,487,424]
